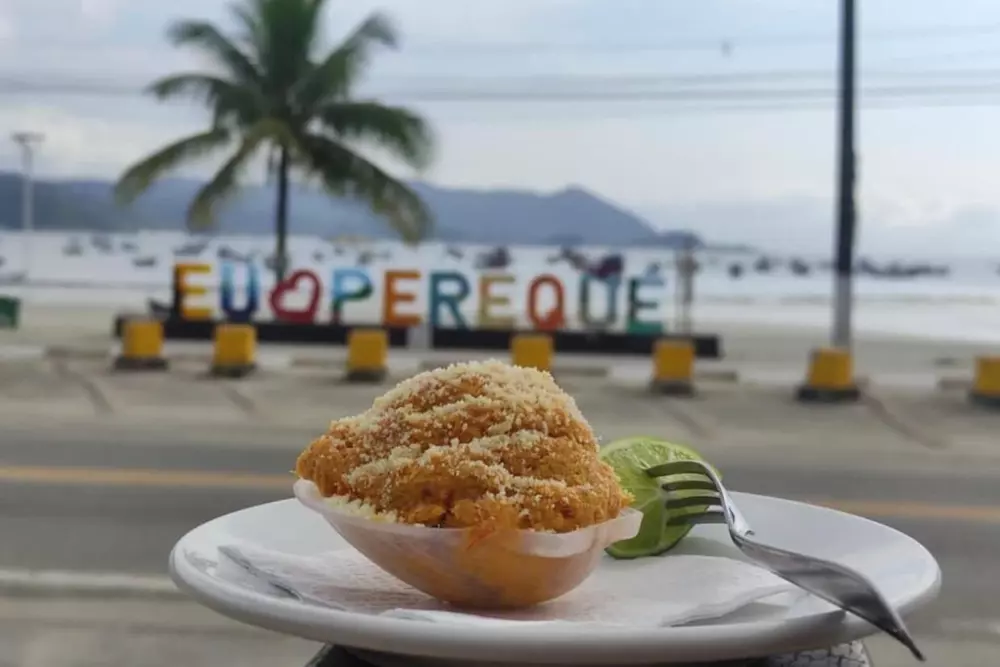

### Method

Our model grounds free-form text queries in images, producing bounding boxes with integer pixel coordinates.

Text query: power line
[9,68,1000,92]
[359,68,1000,88]
[402,23,1000,55]
[0,72,999,118]
[11,62,1000,91]
[508,96,1000,118]
[3,76,1000,103]
[391,84,1000,102]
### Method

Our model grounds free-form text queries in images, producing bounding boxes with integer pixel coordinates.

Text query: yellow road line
[1,463,999,524]
[814,499,1000,523]
[0,465,292,490]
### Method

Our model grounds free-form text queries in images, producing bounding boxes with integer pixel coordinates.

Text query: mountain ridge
[0,172,702,248]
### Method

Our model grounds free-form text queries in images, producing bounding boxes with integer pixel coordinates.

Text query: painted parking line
[1,463,999,524]
[0,464,292,490]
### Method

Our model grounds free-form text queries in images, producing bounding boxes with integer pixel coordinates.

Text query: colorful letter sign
[172,259,668,333]
[269,270,322,324]
[173,263,212,320]
[477,274,515,329]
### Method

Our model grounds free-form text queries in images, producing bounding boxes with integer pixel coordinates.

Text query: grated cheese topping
[294,360,631,532]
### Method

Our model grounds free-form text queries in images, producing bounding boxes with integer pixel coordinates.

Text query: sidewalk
[2,596,319,667]
[0,302,993,382]
[1,354,999,467]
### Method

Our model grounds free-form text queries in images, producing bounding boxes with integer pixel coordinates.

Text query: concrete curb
[695,369,740,383]
[0,344,977,392]
[938,375,972,391]
[0,344,47,361]
[0,568,184,600]
[14,343,739,379]
[45,345,112,361]
[416,358,611,378]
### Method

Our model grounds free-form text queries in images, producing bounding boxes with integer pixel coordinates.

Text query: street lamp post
[11,131,44,278]
[831,0,857,348]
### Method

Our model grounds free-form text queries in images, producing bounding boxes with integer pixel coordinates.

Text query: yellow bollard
[345,328,388,382]
[969,356,1000,407]
[511,333,553,372]
[796,347,859,403]
[113,319,168,371]
[651,339,695,396]
[211,323,257,378]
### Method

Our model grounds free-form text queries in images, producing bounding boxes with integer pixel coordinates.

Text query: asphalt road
[1,425,999,648]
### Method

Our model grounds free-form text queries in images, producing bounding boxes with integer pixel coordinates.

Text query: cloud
[328,0,580,43]
[0,0,999,258]
[0,14,12,46]
[0,0,118,38]
[0,103,206,179]
[77,0,120,28]
[0,0,587,80]
[642,195,1000,258]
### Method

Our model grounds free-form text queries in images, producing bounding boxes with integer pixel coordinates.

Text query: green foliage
[114,0,435,249]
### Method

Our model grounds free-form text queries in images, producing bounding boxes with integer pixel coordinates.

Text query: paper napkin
[215,543,801,628]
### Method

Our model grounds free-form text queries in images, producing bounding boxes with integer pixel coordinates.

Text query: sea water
[1,230,998,344]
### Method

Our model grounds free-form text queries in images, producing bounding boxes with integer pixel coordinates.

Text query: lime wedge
[600,437,715,559]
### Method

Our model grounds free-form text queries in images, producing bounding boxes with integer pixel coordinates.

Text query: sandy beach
[4,230,1000,345]
[0,231,994,379]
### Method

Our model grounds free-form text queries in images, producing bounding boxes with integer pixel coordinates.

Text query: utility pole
[831,0,857,348]
[11,132,44,278]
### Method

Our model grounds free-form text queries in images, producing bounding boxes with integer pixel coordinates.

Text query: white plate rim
[168,492,941,665]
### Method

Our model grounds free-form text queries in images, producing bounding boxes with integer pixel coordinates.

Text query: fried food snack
[295,360,632,533]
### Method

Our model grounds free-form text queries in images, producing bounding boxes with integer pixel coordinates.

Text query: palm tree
[114,0,435,281]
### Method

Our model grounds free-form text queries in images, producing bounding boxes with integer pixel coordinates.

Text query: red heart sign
[268,270,321,324]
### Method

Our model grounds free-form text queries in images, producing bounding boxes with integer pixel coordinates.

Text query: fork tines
[645,460,716,478]
[645,460,728,527]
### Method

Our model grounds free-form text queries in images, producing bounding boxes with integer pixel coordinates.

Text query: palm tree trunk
[274,147,290,282]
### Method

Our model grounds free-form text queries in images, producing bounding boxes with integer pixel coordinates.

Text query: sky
[1,0,1000,255]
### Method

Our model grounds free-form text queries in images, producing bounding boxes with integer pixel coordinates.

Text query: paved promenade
[2,307,1000,666]
[0,349,996,467]
[0,365,997,666]
[2,421,999,667]
[1,302,995,380]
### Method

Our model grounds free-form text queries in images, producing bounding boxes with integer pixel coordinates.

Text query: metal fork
[645,459,925,662]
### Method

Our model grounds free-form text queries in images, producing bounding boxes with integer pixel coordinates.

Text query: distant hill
[0,172,703,248]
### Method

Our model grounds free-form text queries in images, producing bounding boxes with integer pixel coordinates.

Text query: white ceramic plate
[169,493,940,665]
